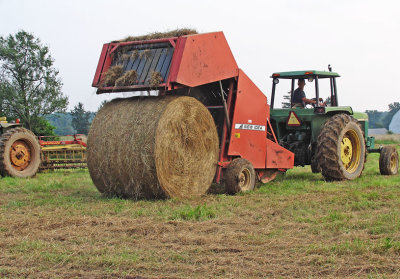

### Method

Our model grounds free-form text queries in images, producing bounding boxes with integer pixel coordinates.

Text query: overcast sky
[1,0,399,112]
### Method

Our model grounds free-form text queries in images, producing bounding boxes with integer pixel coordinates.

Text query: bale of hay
[114,28,198,43]
[87,96,219,199]
[102,65,124,87]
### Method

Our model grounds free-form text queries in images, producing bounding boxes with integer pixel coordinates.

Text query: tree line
[0,30,95,136]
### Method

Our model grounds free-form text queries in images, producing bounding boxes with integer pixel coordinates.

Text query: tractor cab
[270,69,340,110]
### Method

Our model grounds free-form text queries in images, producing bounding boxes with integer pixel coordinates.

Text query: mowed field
[1,143,399,278]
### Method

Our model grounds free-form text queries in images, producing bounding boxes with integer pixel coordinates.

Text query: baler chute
[89,31,294,199]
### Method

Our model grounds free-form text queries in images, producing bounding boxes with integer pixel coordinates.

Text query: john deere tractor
[269,67,398,180]
[0,117,41,178]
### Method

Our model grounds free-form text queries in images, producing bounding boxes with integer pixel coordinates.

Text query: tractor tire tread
[0,127,41,178]
[315,113,366,181]
[379,146,398,175]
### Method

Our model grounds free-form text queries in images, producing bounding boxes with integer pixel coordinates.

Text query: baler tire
[316,114,366,181]
[0,127,41,178]
[225,158,256,194]
[379,146,398,175]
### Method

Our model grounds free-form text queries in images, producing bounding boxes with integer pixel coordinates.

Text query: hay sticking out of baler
[87,96,219,199]
[102,65,124,87]
[139,49,151,59]
[130,50,139,60]
[115,28,198,42]
[148,71,163,88]
[115,70,138,87]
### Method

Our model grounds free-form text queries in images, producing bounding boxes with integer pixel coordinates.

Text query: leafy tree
[98,100,109,111]
[365,110,385,128]
[388,102,400,112]
[31,116,57,137]
[382,102,400,129]
[325,96,331,106]
[71,102,91,134]
[281,91,291,108]
[0,30,68,135]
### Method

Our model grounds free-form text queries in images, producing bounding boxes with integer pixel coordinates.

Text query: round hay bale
[87,96,219,199]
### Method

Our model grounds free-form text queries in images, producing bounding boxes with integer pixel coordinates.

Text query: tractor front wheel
[0,128,41,178]
[225,158,256,194]
[316,114,366,181]
[379,146,398,175]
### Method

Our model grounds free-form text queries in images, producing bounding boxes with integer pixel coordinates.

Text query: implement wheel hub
[10,140,31,171]
[238,168,251,190]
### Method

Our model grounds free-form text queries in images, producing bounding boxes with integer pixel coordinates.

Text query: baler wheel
[379,146,398,175]
[316,114,366,181]
[225,158,255,194]
[0,128,41,178]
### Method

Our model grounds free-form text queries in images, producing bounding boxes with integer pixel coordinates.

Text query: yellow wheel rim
[390,154,398,173]
[340,130,361,173]
[10,140,31,171]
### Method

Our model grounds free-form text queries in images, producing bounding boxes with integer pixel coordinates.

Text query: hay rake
[39,134,87,170]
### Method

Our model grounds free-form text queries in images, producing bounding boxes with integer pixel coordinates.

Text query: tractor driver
[292,79,324,108]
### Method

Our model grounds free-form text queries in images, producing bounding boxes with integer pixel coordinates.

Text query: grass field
[1,145,399,278]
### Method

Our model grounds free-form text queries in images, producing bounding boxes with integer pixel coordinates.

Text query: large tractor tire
[0,127,41,178]
[225,158,256,194]
[379,146,398,175]
[316,114,366,181]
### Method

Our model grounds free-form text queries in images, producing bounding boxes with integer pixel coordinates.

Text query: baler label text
[234,124,265,131]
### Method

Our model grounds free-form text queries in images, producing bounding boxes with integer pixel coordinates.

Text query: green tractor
[269,67,398,180]
[0,117,41,178]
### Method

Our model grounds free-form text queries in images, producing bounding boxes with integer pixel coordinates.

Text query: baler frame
[92,31,294,188]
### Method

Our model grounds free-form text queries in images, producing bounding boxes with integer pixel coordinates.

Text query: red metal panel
[167,36,187,88]
[216,79,235,183]
[265,139,294,169]
[92,43,110,87]
[227,70,269,169]
[171,32,238,87]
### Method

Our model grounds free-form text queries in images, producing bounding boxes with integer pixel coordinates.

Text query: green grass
[0,146,399,278]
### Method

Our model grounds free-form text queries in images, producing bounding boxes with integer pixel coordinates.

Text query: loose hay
[148,71,163,88]
[102,65,124,87]
[115,28,198,43]
[140,49,151,59]
[131,50,139,60]
[87,96,219,199]
[115,70,138,87]
[120,53,131,61]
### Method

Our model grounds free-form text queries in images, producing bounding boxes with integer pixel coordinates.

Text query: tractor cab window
[271,79,294,108]
[270,74,338,109]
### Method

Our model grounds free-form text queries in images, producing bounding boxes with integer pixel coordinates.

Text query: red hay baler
[91,31,294,194]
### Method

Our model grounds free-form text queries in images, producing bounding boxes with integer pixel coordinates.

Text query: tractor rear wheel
[0,127,41,178]
[225,158,256,194]
[379,146,398,175]
[316,114,366,181]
